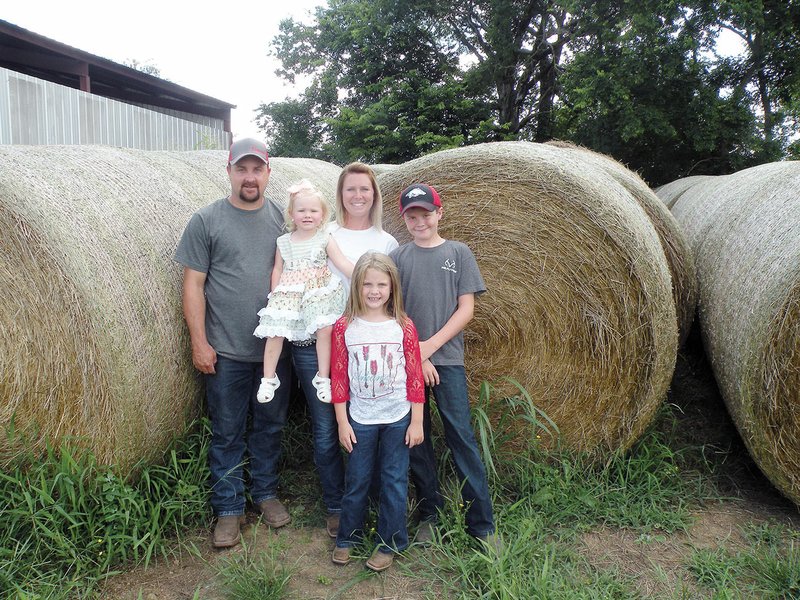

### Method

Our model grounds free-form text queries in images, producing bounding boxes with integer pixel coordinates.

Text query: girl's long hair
[344,252,407,325]
[286,179,330,231]
[335,162,383,230]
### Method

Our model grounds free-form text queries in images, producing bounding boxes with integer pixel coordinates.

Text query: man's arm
[418,293,475,361]
[182,267,217,374]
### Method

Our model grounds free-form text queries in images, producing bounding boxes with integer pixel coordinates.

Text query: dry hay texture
[0,146,340,473]
[378,142,678,454]
[655,175,717,209]
[368,163,399,176]
[545,141,697,346]
[670,163,800,506]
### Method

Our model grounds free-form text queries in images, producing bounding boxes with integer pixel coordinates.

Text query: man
[175,138,291,548]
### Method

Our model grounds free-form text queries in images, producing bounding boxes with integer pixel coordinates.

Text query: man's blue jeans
[409,365,495,537]
[205,353,291,517]
[290,342,345,514]
[336,413,411,554]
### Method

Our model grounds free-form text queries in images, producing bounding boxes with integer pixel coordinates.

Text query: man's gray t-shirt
[390,240,485,366]
[174,197,284,362]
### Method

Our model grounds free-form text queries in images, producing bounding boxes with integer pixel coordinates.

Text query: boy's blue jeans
[409,365,495,537]
[290,342,344,514]
[205,354,291,517]
[336,413,411,554]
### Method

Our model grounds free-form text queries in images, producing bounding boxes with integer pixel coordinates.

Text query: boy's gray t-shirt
[390,240,485,366]
[174,197,285,362]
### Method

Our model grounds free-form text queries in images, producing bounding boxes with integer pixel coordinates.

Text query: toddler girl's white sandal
[257,375,280,403]
[312,373,332,403]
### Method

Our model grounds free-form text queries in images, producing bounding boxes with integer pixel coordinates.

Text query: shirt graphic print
[351,341,404,399]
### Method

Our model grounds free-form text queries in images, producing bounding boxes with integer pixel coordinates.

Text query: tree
[262,1,586,156]
[259,0,491,161]
[712,0,800,156]
[261,0,796,174]
[554,0,766,185]
[433,0,577,141]
[255,97,328,160]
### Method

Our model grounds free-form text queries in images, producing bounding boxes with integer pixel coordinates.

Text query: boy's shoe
[326,512,340,538]
[256,375,280,403]
[366,548,394,572]
[258,498,291,528]
[415,520,436,545]
[332,546,351,565]
[212,515,245,548]
[312,372,332,402]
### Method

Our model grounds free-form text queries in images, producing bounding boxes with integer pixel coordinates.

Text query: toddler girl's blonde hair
[344,252,408,326]
[285,179,331,231]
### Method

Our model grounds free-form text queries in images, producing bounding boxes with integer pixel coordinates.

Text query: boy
[389,183,497,548]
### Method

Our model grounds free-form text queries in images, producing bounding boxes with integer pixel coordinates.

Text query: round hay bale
[369,163,398,177]
[544,141,697,346]
[671,161,800,506]
[0,146,339,473]
[655,175,716,209]
[377,142,677,455]
[168,152,342,210]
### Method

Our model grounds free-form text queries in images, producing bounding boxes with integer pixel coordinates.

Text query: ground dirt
[98,329,800,599]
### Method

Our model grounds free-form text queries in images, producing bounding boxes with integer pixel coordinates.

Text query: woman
[291,162,398,538]
[328,162,399,290]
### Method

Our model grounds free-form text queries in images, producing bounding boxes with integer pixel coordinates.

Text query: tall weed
[410,378,722,598]
[0,419,212,598]
[688,523,800,598]
[214,536,293,600]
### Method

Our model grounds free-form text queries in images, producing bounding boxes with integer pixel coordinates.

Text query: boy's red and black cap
[399,183,442,214]
[228,137,269,165]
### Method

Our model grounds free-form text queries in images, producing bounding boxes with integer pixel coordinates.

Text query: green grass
[214,536,293,600]
[688,522,800,599]
[472,380,716,536]
[402,378,797,599]
[2,368,798,599]
[0,419,213,598]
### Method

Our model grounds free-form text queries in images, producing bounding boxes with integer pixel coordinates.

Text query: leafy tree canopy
[258,0,799,185]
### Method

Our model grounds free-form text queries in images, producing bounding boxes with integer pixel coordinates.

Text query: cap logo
[405,187,427,198]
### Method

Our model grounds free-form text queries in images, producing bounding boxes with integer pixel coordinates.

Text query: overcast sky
[3,1,324,138]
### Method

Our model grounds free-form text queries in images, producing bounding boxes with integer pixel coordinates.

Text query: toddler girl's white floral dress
[254,229,346,341]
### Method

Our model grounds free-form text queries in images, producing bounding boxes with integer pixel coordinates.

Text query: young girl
[330,252,425,572]
[253,180,353,403]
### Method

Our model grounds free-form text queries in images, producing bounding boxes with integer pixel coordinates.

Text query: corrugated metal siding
[0,67,230,150]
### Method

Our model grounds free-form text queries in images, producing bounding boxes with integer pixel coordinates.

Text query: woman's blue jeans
[409,365,495,537]
[291,342,345,513]
[336,413,411,554]
[205,353,291,516]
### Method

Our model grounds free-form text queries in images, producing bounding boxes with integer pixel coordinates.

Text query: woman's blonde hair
[344,252,407,325]
[335,162,383,230]
[286,179,330,231]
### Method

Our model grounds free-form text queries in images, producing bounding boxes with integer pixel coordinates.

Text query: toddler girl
[254,180,353,402]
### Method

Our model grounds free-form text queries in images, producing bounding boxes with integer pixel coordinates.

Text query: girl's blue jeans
[336,413,411,554]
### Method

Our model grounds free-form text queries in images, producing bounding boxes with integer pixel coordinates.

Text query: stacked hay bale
[0,146,340,473]
[544,142,697,346]
[670,163,800,506]
[378,142,677,454]
[655,175,716,209]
